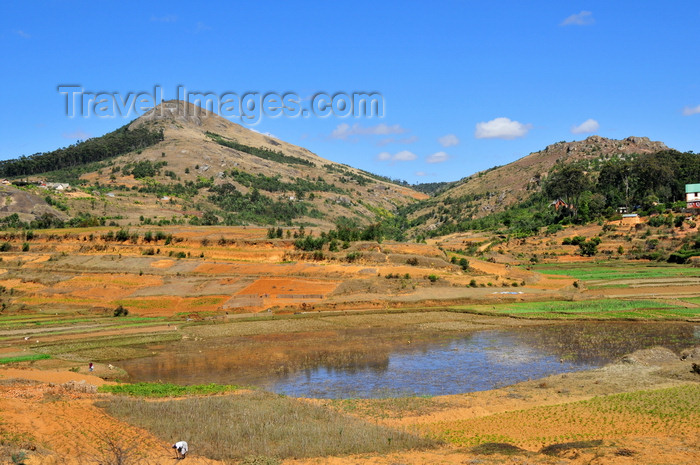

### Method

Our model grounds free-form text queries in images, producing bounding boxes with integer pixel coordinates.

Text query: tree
[598,159,633,210]
[578,237,601,256]
[544,164,591,214]
[201,211,219,226]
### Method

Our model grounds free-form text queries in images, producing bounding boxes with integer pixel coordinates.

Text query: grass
[97,390,436,460]
[421,384,700,449]
[33,332,181,358]
[326,396,446,420]
[450,299,698,320]
[0,353,50,364]
[113,295,227,310]
[98,382,243,397]
[530,262,700,281]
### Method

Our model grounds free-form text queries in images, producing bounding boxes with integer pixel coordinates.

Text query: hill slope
[3,101,426,228]
[408,136,671,232]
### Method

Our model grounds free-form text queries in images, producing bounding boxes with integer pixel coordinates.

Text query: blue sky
[2,1,699,184]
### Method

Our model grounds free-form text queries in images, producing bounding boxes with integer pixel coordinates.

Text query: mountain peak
[543,135,668,155]
[137,100,216,127]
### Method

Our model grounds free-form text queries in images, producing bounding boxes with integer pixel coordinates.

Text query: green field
[98,382,243,397]
[530,262,700,282]
[0,353,51,364]
[452,299,699,320]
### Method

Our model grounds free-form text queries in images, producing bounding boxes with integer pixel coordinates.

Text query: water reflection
[116,322,699,398]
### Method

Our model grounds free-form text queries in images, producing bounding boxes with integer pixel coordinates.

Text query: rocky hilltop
[408,135,671,230]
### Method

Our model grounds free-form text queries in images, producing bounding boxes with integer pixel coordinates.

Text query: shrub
[427,274,439,283]
[113,305,129,317]
[579,239,600,256]
[115,229,130,242]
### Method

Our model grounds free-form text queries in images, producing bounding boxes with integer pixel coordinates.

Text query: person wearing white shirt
[172,441,188,459]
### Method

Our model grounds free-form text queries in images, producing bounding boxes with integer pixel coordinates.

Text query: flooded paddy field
[116,315,699,398]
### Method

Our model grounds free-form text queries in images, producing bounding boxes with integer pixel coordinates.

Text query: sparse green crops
[0,354,50,364]
[0,315,165,330]
[33,332,181,359]
[423,384,700,449]
[98,382,243,397]
[97,391,436,460]
[451,299,698,320]
[530,263,700,281]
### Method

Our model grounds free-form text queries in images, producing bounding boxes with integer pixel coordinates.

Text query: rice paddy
[420,384,700,449]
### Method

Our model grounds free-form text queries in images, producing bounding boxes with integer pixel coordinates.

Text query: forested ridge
[0,124,164,178]
[412,149,700,238]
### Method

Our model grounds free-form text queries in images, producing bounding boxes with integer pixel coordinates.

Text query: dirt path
[0,369,224,464]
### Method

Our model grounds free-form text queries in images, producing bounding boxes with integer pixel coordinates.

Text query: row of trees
[205,132,315,167]
[545,150,700,218]
[0,125,164,178]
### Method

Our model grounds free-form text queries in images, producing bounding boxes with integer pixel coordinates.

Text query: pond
[116,321,699,398]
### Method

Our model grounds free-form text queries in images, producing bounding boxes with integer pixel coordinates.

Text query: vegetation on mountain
[668,232,700,263]
[0,124,163,178]
[227,169,346,195]
[205,131,315,167]
[412,181,453,196]
[415,149,699,238]
[291,220,386,251]
[208,183,309,225]
[322,164,374,186]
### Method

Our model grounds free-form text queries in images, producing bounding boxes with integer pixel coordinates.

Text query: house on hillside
[687,183,700,209]
[550,198,573,210]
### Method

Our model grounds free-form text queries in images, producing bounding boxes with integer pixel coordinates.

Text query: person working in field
[172,441,188,459]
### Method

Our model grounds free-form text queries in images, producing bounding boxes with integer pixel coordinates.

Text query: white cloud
[571,118,600,134]
[682,105,700,116]
[474,117,532,140]
[415,171,427,177]
[250,128,278,139]
[426,151,449,164]
[376,150,417,162]
[393,150,418,161]
[561,11,595,26]
[14,29,30,38]
[438,134,459,147]
[330,122,407,140]
[62,129,91,140]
